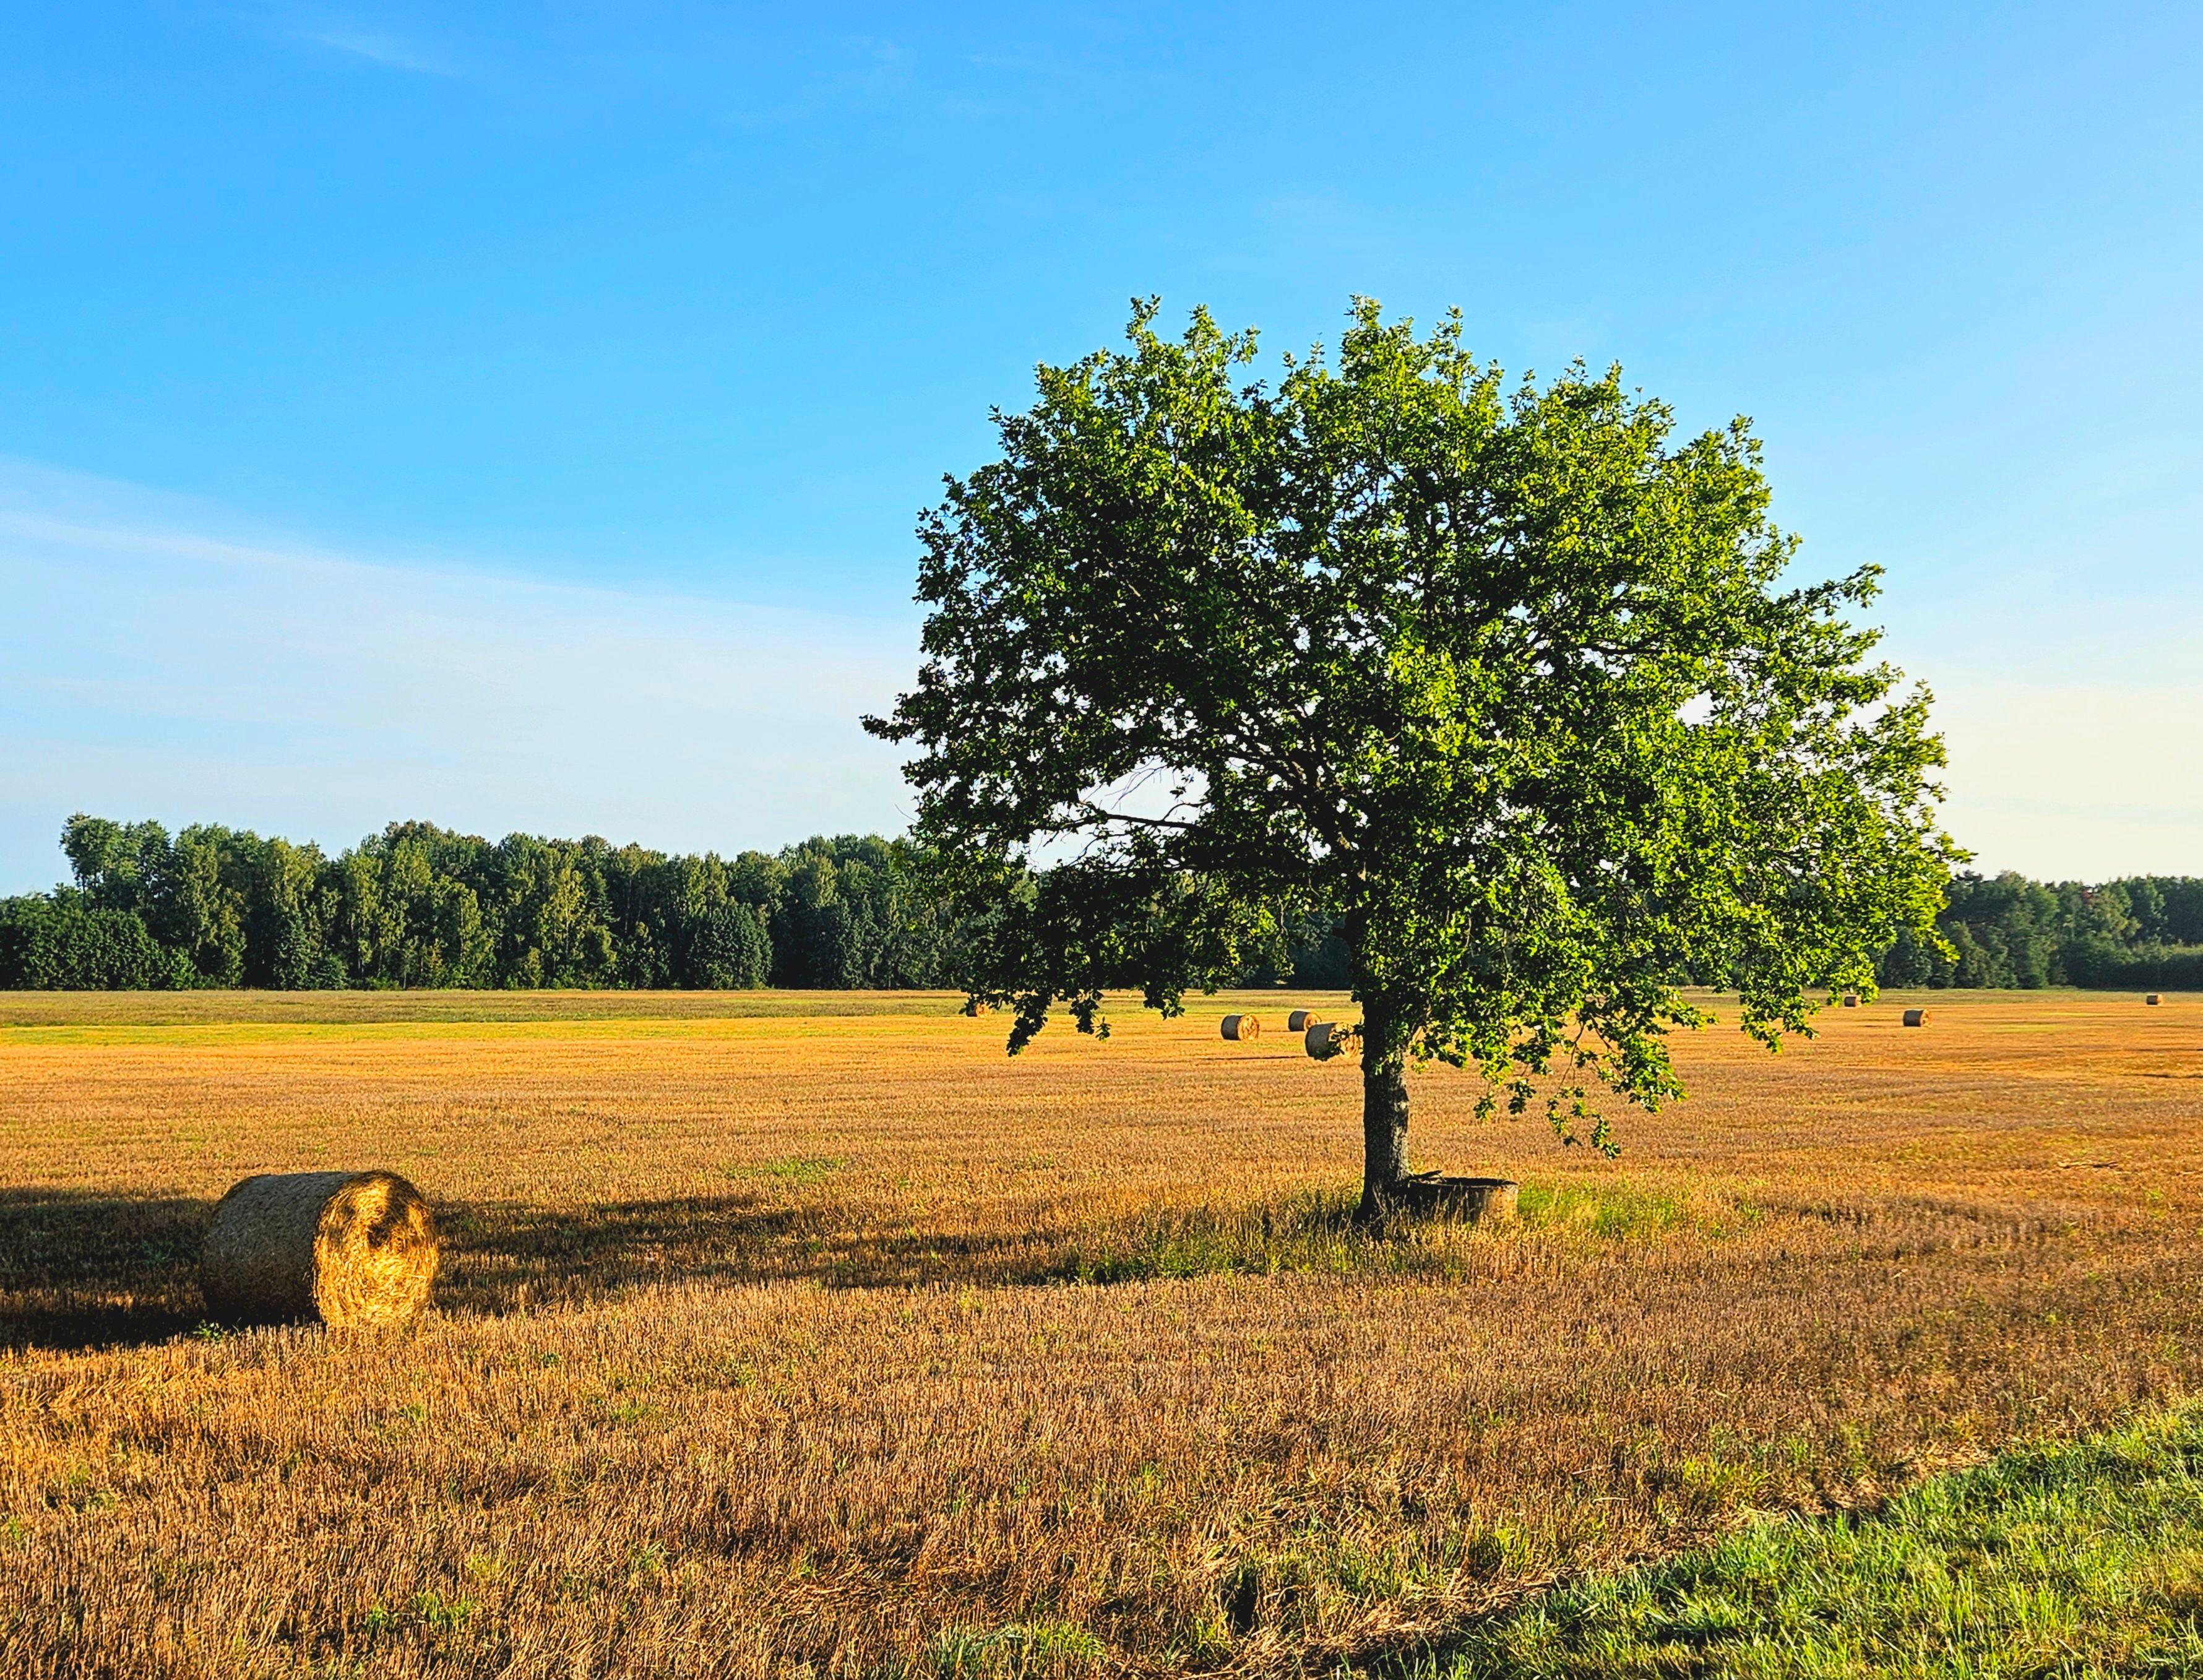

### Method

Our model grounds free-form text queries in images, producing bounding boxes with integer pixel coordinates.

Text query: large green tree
[867,299,1958,1213]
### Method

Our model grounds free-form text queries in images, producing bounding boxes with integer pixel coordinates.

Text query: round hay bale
[201,1171,438,1329]
[1902,1007,1930,1028]
[1221,1013,1261,1041]
[1304,1020,1350,1060]
[1841,993,1860,1007]
[2146,993,2163,1006]
[1391,1175,1519,1224]
[1287,1009,1313,1033]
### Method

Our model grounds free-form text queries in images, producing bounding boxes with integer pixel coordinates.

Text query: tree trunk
[1358,994,1410,1220]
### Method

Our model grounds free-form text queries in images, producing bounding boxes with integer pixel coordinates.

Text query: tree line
[1,815,2196,993]
[1878,870,2203,991]
[0,816,961,991]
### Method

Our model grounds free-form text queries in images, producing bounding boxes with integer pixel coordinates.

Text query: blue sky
[4,2,2200,889]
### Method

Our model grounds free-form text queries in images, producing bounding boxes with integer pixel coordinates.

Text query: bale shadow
[6,1181,1412,1348]
[0,1187,213,1351]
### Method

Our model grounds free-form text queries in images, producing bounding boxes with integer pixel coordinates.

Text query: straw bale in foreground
[200,1170,438,1328]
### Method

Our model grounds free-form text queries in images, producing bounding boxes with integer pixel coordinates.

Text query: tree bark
[1357,993,1410,1220]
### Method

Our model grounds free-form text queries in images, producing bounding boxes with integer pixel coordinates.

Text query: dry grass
[4,987,2202,1676]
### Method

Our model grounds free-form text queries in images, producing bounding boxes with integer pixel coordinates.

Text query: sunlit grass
[1419,1406,2203,1678]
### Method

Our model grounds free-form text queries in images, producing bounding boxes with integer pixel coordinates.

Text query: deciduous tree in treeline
[1879,870,2203,991]
[868,298,1960,1213]
[0,818,957,993]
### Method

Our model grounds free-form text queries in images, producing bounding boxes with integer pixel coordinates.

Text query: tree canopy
[868,298,1959,1210]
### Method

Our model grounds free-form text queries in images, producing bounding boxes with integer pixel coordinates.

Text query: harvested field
[4,988,2202,1676]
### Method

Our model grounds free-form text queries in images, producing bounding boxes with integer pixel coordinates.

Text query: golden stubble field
[4,987,2203,1678]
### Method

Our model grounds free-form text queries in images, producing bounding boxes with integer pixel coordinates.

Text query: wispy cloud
[0,466,916,891]
[289,23,457,77]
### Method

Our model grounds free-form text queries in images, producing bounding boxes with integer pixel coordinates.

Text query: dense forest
[0,814,2196,992]
[0,816,961,992]
[1878,870,2203,991]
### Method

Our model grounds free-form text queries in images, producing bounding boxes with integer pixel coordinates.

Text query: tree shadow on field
[0,1187,214,1350]
[435,1191,1125,1315]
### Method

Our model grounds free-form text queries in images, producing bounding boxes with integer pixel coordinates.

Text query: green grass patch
[0,1014,947,1048]
[738,1155,851,1186]
[1057,1191,1425,1284]
[1394,1405,2203,1678]
[928,1618,1105,1678]
[1053,1179,1741,1286]
[0,989,978,1032]
[1515,1181,1691,1239]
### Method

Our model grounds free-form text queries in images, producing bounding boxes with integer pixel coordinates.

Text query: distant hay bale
[1841,994,1860,1007]
[201,1171,438,1329]
[2146,994,2163,1006]
[1391,1174,1519,1224]
[1902,1008,1930,1028]
[1287,1009,1313,1033]
[1304,1020,1352,1060]
[1220,1013,1261,1041]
